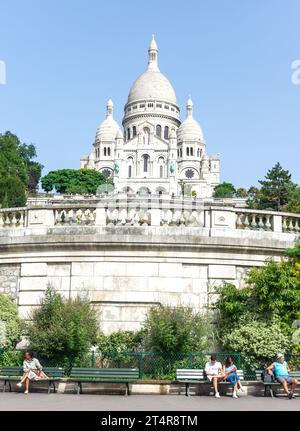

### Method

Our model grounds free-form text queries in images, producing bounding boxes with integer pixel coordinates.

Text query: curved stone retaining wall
[0,197,299,333]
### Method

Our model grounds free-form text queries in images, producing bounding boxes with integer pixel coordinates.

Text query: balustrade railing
[0,208,27,228]
[236,211,273,231]
[0,198,299,235]
[282,214,300,233]
[54,207,96,225]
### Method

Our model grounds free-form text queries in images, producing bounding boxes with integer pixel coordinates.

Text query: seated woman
[16,351,48,394]
[222,356,244,398]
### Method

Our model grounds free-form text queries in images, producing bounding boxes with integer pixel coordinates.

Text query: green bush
[219,314,291,371]
[141,304,212,353]
[0,293,23,349]
[0,349,24,366]
[27,288,100,363]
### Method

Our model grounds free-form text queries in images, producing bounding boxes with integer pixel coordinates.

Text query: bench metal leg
[76,382,82,395]
[125,382,129,396]
[3,380,6,393]
[8,381,12,392]
[185,383,190,397]
[48,381,56,394]
[265,385,274,398]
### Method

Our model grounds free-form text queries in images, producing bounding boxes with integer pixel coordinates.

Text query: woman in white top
[16,351,48,394]
[204,354,225,398]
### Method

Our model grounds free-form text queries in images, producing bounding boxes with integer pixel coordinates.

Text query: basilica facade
[80,36,220,198]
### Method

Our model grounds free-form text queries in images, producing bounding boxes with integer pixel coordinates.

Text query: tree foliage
[141,305,212,353]
[0,132,43,207]
[213,182,236,198]
[0,293,23,349]
[247,163,297,211]
[257,162,296,210]
[98,330,143,353]
[286,243,300,262]
[41,169,109,194]
[284,186,300,214]
[220,313,291,370]
[28,288,100,361]
[216,258,300,368]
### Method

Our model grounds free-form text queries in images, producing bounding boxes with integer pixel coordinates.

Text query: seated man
[266,353,298,399]
[204,354,224,398]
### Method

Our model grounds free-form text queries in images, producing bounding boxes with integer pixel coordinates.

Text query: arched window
[143,128,150,145]
[190,147,193,156]
[156,125,161,138]
[158,157,164,178]
[127,128,131,140]
[142,154,150,172]
[197,148,200,157]
[164,126,169,139]
[108,147,111,156]
[180,148,182,157]
[104,147,107,156]
[127,156,133,178]
[186,147,189,156]
[132,126,137,137]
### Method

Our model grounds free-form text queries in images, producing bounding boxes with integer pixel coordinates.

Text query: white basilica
[80,36,220,198]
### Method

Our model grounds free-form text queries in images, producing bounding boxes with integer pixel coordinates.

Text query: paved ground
[0,393,299,411]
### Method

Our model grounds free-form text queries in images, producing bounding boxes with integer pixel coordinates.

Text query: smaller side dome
[177,97,204,142]
[95,99,121,143]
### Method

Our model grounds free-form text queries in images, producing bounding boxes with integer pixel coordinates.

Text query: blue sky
[0,0,299,187]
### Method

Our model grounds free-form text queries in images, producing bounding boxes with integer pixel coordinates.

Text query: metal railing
[2,349,299,380]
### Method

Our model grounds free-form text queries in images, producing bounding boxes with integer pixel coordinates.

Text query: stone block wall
[0,224,296,333]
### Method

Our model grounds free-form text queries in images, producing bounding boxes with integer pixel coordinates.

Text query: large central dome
[127,36,177,105]
[128,70,177,104]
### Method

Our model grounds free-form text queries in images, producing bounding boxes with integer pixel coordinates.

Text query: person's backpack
[261,370,274,383]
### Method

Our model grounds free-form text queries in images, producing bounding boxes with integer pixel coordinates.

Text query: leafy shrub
[0,349,24,366]
[98,330,143,353]
[219,314,291,371]
[141,304,212,353]
[0,293,23,349]
[27,287,100,363]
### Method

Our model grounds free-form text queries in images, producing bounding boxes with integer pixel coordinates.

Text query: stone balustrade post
[273,214,283,232]
[210,208,236,229]
[151,208,161,226]
[95,207,107,226]
[27,208,55,227]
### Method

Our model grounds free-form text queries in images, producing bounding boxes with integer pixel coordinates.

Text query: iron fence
[0,350,241,380]
[3,349,300,380]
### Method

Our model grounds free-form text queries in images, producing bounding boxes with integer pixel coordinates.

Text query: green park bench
[68,368,139,396]
[255,370,300,397]
[176,368,244,396]
[0,366,65,393]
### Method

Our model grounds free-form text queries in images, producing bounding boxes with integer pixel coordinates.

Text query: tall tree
[0,132,43,207]
[258,162,296,210]
[19,143,43,194]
